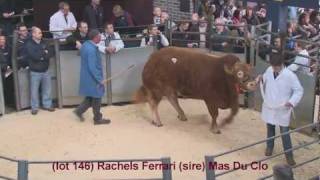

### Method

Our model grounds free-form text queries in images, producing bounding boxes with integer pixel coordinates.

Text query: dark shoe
[265,148,273,156]
[31,109,38,115]
[286,156,296,166]
[94,118,111,125]
[42,107,55,112]
[73,110,85,122]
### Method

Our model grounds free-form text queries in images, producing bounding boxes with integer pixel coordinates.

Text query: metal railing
[0,156,172,180]
[204,122,320,180]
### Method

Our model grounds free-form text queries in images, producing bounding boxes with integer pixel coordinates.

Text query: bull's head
[224,57,257,92]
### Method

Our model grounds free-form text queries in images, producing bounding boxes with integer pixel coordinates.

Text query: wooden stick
[102,64,136,84]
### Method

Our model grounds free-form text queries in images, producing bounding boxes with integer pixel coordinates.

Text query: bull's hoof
[151,121,163,127]
[210,128,221,134]
[178,115,188,121]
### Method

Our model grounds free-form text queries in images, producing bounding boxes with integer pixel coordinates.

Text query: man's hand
[106,46,116,53]
[76,41,82,49]
[255,75,263,84]
[285,102,293,108]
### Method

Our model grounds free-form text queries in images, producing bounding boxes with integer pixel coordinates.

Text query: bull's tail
[133,86,148,103]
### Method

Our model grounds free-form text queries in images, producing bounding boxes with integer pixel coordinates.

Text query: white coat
[98,32,124,54]
[49,11,77,41]
[287,49,312,75]
[261,67,304,127]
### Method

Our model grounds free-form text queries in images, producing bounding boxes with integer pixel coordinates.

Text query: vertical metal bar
[17,160,28,180]
[169,17,173,46]
[11,31,21,111]
[161,157,172,180]
[246,25,256,108]
[105,54,112,105]
[205,156,215,180]
[0,62,5,115]
[54,40,63,108]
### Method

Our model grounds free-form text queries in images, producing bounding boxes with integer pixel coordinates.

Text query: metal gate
[0,72,5,115]
[108,46,154,103]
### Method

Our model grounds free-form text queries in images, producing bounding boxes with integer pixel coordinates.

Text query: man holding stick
[73,29,111,125]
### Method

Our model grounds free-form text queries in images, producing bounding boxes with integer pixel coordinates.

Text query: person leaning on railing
[98,23,124,54]
[66,21,89,50]
[140,24,168,50]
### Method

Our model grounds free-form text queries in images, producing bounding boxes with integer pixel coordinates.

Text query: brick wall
[153,0,193,21]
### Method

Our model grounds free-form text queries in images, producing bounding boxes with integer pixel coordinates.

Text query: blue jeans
[266,123,293,157]
[30,71,52,110]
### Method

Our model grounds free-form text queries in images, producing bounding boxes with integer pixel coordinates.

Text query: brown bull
[135,47,257,133]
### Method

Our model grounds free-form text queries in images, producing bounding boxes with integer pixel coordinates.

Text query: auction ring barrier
[204,122,320,180]
[0,155,172,180]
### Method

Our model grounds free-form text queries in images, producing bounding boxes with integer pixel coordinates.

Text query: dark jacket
[26,39,51,73]
[66,31,89,48]
[83,4,104,30]
[17,36,30,68]
[0,45,11,72]
[110,12,134,28]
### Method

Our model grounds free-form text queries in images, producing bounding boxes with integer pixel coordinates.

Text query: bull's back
[142,47,228,96]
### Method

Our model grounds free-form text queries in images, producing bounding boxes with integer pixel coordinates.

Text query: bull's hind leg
[220,104,239,127]
[205,101,221,134]
[166,92,187,121]
[147,90,163,127]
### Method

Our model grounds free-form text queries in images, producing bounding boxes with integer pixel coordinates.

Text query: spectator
[98,23,124,54]
[309,10,320,30]
[140,24,169,49]
[16,23,30,69]
[66,21,89,50]
[297,13,317,38]
[0,34,14,107]
[231,9,246,36]
[287,21,298,50]
[153,7,162,25]
[160,11,176,30]
[211,17,229,51]
[172,21,190,47]
[288,41,312,75]
[110,5,134,28]
[221,0,236,20]
[26,27,55,115]
[73,29,111,125]
[187,13,201,48]
[0,35,12,76]
[49,2,77,41]
[243,7,259,26]
[83,0,104,30]
[256,4,267,24]
[0,0,15,35]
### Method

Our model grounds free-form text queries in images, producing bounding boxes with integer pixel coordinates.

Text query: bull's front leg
[205,100,220,134]
[220,104,239,127]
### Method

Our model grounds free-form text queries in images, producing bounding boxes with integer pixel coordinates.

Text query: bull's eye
[237,71,244,78]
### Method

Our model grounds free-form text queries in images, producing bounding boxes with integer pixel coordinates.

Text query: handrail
[258,155,320,180]
[213,123,317,158]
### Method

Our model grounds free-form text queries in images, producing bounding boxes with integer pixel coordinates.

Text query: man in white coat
[98,23,124,54]
[257,52,304,166]
[49,2,77,41]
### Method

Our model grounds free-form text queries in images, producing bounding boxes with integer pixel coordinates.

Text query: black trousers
[75,97,102,121]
